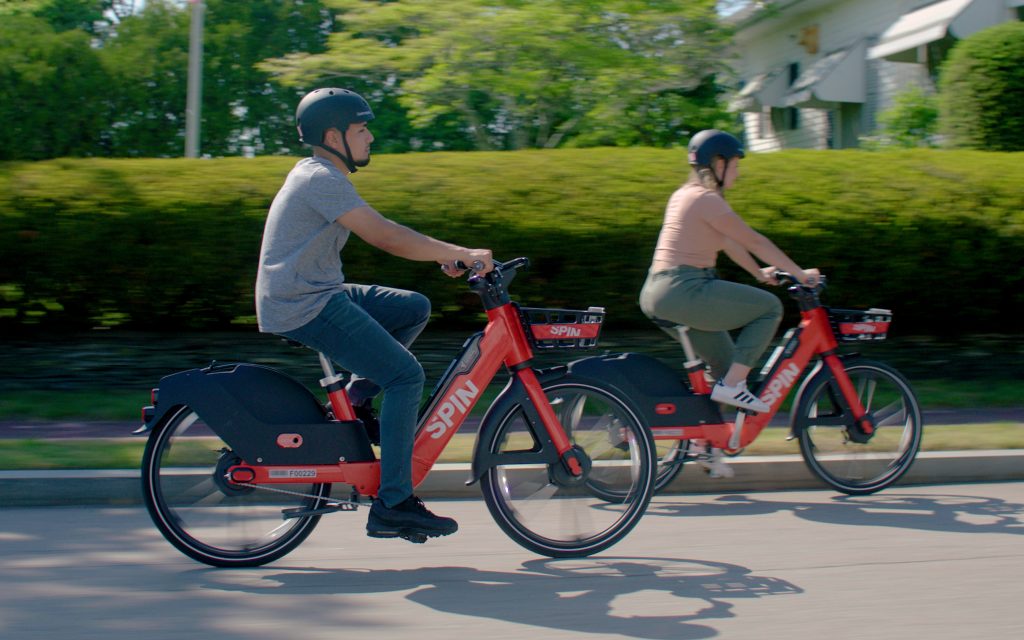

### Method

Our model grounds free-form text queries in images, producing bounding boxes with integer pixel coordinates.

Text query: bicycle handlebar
[772,271,827,289]
[449,257,530,277]
[451,259,486,272]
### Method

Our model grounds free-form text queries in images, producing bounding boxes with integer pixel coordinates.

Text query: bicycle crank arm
[282,501,359,520]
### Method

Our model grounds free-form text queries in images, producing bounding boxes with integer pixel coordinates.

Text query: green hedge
[1,148,1022,334]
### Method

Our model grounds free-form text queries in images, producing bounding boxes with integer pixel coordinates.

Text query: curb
[2,450,1022,506]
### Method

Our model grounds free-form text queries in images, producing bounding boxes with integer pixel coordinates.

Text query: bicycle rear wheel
[795,358,922,495]
[479,381,655,557]
[141,406,330,567]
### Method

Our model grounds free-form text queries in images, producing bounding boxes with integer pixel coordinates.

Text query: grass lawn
[1,423,1021,471]
[0,375,1020,470]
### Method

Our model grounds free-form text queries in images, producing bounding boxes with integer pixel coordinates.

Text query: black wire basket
[518,306,606,349]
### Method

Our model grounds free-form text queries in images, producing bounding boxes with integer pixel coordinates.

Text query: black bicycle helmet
[687,129,745,167]
[295,88,375,173]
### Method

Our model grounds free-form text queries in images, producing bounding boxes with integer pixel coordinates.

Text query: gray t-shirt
[255,156,368,333]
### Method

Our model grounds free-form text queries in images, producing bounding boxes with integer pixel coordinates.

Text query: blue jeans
[281,284,430,507]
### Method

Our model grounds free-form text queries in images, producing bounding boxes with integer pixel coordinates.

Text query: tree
[0,0,335,159]
[262,0,735,151]
[101,0,333,157]
[0,15,112,160]
[938,21,1024,151]
[865,86,939,149]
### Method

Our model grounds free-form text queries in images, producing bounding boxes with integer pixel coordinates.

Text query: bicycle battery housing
[566,352,723,428]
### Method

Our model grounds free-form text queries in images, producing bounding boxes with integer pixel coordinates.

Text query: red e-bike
[585,273,922,497]
[138,257,656,567]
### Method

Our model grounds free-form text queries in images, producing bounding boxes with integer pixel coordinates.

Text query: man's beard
[353,155,371,168]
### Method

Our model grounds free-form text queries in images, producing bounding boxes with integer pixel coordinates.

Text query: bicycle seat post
[318,352,356,421]
[676,325,712,394]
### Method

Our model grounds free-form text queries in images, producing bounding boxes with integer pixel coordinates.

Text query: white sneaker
[711,379,770,413]
[689,441,735,478]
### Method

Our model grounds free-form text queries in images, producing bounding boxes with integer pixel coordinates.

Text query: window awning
[868,0,1008,62]
[728,69,789,112]
[783,42,865,109]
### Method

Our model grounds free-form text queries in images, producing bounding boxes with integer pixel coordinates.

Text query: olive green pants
[639,265,783,380]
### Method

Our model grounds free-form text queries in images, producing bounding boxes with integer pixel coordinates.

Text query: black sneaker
[353,401,380,446]
[366,495,458,543]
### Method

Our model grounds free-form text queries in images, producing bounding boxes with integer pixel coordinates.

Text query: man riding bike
[255,88,493,543]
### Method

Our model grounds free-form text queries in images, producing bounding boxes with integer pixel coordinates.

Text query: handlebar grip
[773,271,826,287]
[450,260,485,272]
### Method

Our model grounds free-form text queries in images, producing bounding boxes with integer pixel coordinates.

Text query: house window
[786,107,800,130]
[770,107,800,131]
[783,62,801,130]
[759,108,773,137]
[925,34,957,83]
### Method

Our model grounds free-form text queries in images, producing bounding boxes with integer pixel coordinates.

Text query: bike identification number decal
[269,469,318,478]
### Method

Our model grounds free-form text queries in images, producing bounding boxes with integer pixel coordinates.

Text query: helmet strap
[712,157,730,190]
[316,128,358,173]
[319,142,358,174]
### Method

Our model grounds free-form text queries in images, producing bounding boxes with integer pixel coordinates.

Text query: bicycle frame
[226,261,580,497]
[649,288,874,451]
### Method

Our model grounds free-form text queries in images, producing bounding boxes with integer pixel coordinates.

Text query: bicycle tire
[479,381,655,557]
[795,358,922,495]
[141,406,330,567]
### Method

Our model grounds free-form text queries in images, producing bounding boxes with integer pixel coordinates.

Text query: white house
[728,0,1024,151]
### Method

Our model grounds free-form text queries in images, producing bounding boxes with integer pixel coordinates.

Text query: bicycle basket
[519,306,605,349]
[827,307,892,342]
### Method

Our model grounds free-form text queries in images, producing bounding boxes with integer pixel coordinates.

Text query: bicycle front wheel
[479,381,655,557]
[141,406,331,567]
[795,358,922,495]
[653,439,689,493]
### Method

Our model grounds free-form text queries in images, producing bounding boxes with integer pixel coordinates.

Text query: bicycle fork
[821,353,875,440]
[516,367,585,477]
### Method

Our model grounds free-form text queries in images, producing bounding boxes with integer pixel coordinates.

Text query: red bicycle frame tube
[651,306,871,449]
[230,301,574,496]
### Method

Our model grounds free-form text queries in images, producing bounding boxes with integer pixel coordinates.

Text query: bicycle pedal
[282,502,358,519]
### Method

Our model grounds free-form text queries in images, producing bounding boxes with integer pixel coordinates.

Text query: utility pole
[184,0,204,158]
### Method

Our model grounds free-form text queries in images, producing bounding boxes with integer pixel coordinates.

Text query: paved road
[2,482,1023,639]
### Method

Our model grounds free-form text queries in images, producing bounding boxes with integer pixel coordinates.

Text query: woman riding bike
[639,130,820,414]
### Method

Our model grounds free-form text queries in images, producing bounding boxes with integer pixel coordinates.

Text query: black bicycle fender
[566,352,723,428]
[140,363,375,465]
[468,351,720,483]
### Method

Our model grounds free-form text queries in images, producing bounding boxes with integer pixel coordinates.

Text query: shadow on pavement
[203,556,802,640]
[646,491,1024,535]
